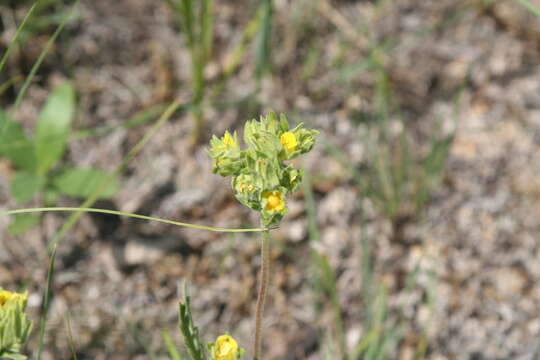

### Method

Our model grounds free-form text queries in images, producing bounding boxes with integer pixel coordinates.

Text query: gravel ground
[2,0,540,359]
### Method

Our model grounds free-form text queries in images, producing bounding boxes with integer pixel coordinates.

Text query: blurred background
[1,0,540,359]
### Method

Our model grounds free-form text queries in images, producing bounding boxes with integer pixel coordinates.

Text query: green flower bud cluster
[208,112,318,226]
[0,289,33,359]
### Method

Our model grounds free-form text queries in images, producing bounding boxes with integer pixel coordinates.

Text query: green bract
[0,289,33,359]
[208,112,318,226]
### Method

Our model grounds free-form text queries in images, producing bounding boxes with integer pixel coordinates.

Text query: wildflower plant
[208,112,318,227]
[208,112,318,359]
[0,289,33,359]
[177,291,245,360]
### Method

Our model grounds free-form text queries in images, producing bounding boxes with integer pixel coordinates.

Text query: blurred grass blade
[70,104,168,141]
[518,0,540,17]
[162,330,185,360]
[0,3,37,74]
[35,83,76,175]
[0,207,273,233]
[13,0,79,112]
[65,314,79,360]
[30,99,179,360]
[255,0,273,80]
[47,99,182,252]
[37,245,58,360]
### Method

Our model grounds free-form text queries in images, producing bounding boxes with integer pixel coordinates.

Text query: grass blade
[162,330,185,360]
[0,3,37,74]
[12,0,79,112]
[47,99,182,251]
[518,0,540,17]
[0,207,273,233]
[255,0,273,80]
[37,245,57,360]
[65,314,79,360]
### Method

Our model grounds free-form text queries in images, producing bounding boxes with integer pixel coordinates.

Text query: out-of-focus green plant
[163,0,214,144]
[208,112,318,359]
[0,83,118,235]
[0,289,33,360]
[174,291,245,360]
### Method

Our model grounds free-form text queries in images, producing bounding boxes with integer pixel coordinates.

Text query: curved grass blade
[48,99,182,252]
[32,99,180,359]
[0,207,272,233]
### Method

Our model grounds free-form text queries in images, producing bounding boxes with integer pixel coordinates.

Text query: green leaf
[10,171,45,203]
[43,189,59,206]
[52,168,118,199]
[2,352,28,360]
[7,214,40,236]
[35,83,75,174]
[0,110,36,171]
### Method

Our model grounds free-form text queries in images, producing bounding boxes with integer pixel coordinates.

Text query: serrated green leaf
[35,83,75,174]
[7,214,40,236]
[52,168,118,199]
[10,172,45,203]
[0,110,36,171]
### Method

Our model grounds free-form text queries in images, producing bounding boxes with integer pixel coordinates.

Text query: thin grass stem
[47,99,182,252]
[0,207,272,233]
[12,0,79,112]
[0,3,37,74]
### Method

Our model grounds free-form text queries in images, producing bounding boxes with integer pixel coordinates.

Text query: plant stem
[253,229,270,360]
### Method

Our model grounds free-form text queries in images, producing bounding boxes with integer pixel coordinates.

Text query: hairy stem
[253,229,270,360]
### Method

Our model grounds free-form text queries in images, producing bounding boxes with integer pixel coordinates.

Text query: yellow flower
[0,290,25,307]
[214,334,239,360]
[215,131,238,152]
[264,191,285,212]
[280,132,297,153]
[223,132,237,148]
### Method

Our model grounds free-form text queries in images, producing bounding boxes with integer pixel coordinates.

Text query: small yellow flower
[0,290,25,307]
[214,334,239,360]
[280,132,297,153]
[223,132,237,148]
[0,290,14,306]
[264,191,285,212]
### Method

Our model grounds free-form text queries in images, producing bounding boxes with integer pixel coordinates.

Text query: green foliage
[52,168,119,199]
[255,0,273,80]
[35,83,75,175]
[208,112,318,226]
[0,83,119,235]
[178,295,207,360]
[177,291,245,360]
[164,0,214,142]
[0,289,33,360]
[362,131,453,222]
[162,330,186,360]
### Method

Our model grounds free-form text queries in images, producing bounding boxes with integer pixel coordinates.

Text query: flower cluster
[209,334,244,360]
[0,289,32,358]
[208,112,318,226]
